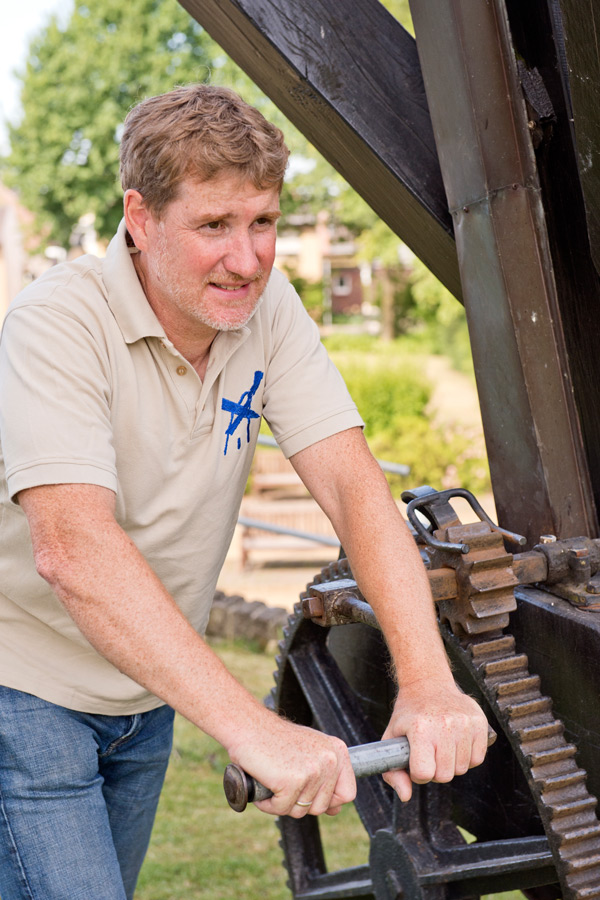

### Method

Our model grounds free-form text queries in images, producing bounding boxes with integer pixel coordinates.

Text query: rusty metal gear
[455,630,600,900]
[269,555,600,900]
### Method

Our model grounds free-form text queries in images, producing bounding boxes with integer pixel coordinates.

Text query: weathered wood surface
[409,0,597,543]
[178,0,600,538]
[556,0,600,275]
[506,0,600,534]
[177,0,462,299]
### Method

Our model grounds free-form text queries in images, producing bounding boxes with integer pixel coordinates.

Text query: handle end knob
[223,764,252,812]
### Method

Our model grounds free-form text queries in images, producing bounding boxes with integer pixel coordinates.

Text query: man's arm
[18,482,356,817]
[289,426,489,801]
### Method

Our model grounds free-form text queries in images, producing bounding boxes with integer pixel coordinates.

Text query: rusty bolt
[570,548,589,559]
[569,547,591,583]
[305,595,324,618]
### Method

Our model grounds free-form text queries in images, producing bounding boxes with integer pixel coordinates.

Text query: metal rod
[256,434,410,476]
[223,736,410,812]
[237,516,341,547]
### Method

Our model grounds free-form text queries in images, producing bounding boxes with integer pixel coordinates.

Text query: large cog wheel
[268,559,600,900]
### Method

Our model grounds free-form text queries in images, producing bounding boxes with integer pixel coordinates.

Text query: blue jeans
[0,686,175,900]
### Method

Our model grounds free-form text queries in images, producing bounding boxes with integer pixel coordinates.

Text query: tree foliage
[3,0,416,251]
[3,0,462,348]
[2,0,247,244]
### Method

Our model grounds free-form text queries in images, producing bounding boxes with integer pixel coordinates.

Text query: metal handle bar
[223,736,410,812]
[224,726,497,812]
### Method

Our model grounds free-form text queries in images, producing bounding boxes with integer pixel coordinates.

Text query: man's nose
[223,231,261,279]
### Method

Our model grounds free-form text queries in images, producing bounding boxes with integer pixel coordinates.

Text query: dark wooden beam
[409,0,597,544]
[505,0,600,530]
[177,0,462,299]
[555,0,600,276]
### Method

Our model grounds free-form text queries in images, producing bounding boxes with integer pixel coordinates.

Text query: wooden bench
[239,497,340,569]
[249,448,307,498]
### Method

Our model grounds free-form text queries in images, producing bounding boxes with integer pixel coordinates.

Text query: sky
[0,0,73,154]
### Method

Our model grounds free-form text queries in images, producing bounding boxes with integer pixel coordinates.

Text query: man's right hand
[226,714,357,818]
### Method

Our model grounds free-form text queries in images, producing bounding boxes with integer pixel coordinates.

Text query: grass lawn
[136,638,524,900]
[136,639,296,900]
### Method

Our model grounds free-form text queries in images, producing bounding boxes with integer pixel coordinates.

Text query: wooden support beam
[177,0,462,299]
[555,0,600,276]
[506,0,600,531]
[409,0,597,544]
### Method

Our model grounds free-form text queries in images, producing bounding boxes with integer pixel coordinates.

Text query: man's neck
[132,251,216,380]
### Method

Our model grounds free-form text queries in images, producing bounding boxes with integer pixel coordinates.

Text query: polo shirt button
[176,365,187,376]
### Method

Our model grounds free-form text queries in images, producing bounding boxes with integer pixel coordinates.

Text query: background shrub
[327,348,490,499]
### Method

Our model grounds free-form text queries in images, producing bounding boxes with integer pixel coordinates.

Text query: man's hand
[228,714,356,818]
[380,678,489,802]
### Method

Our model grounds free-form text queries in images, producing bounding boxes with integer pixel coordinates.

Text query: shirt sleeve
[0,303,118,502]
[260,274,364,457]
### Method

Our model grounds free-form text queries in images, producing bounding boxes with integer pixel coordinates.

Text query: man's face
[141,172,281,335]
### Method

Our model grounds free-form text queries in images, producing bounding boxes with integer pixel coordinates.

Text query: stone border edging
[207,590,290,651]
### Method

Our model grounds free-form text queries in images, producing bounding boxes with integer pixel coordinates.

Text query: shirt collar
[102,219,166,344]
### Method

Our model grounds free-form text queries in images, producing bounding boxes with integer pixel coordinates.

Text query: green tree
[2,0,249,245]
[3,0,416,253]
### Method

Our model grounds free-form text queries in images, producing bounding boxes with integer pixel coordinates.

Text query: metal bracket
[534,536,600,610]
[301,579,379,629]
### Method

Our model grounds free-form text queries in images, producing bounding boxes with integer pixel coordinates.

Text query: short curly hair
[119,84,290,217]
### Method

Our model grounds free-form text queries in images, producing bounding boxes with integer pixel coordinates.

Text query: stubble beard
[153,231,266,332]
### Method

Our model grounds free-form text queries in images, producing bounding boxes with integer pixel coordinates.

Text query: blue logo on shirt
[221,370,264,455]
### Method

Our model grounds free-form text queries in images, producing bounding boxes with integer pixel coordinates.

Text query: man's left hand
[380,678,489,802]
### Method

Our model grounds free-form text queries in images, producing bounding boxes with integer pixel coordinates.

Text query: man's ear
[123,190,153,251]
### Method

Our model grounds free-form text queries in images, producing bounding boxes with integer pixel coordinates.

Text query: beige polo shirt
[0,220,363,714]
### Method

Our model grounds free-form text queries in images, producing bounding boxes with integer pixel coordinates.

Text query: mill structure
[177,1,600,898]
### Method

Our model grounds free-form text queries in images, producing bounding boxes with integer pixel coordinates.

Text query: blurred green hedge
[331,353,490,498]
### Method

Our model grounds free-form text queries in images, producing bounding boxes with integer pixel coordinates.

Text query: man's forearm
[19,481,359,818]
[291,428,452,687]
[20,483,270,751]
[337,493,453,688]
[291,428,489,799]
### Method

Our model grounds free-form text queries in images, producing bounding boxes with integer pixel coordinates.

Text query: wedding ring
[295,799,312,807]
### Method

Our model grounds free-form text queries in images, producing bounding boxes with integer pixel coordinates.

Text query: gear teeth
[546,796,598,820]
[495,673,541,699]
[569,881,600,900]
[516,721,565,742]
[566,855,600,873]
[339,559,352,577]
[506,696,554,718]
[482,653,529,676]
[527,743,578,766]
[535,769,588,791]
[470,634,516,663]
[450,613,600,900]
[559,824,600,845]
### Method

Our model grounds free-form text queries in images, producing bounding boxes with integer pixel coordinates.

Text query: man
[0,84,488,899]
